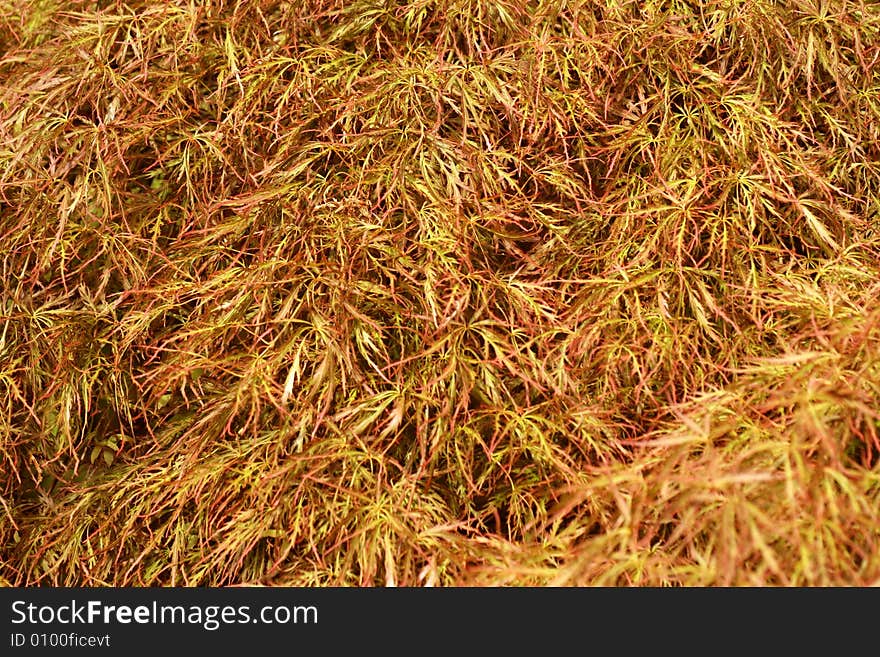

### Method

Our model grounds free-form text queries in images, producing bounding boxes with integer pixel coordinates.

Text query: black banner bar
[0,587,868,652]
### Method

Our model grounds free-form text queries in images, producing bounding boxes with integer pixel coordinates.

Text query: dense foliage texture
[1,0,879,586]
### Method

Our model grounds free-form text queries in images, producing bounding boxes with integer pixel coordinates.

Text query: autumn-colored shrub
[2,0,879,585]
